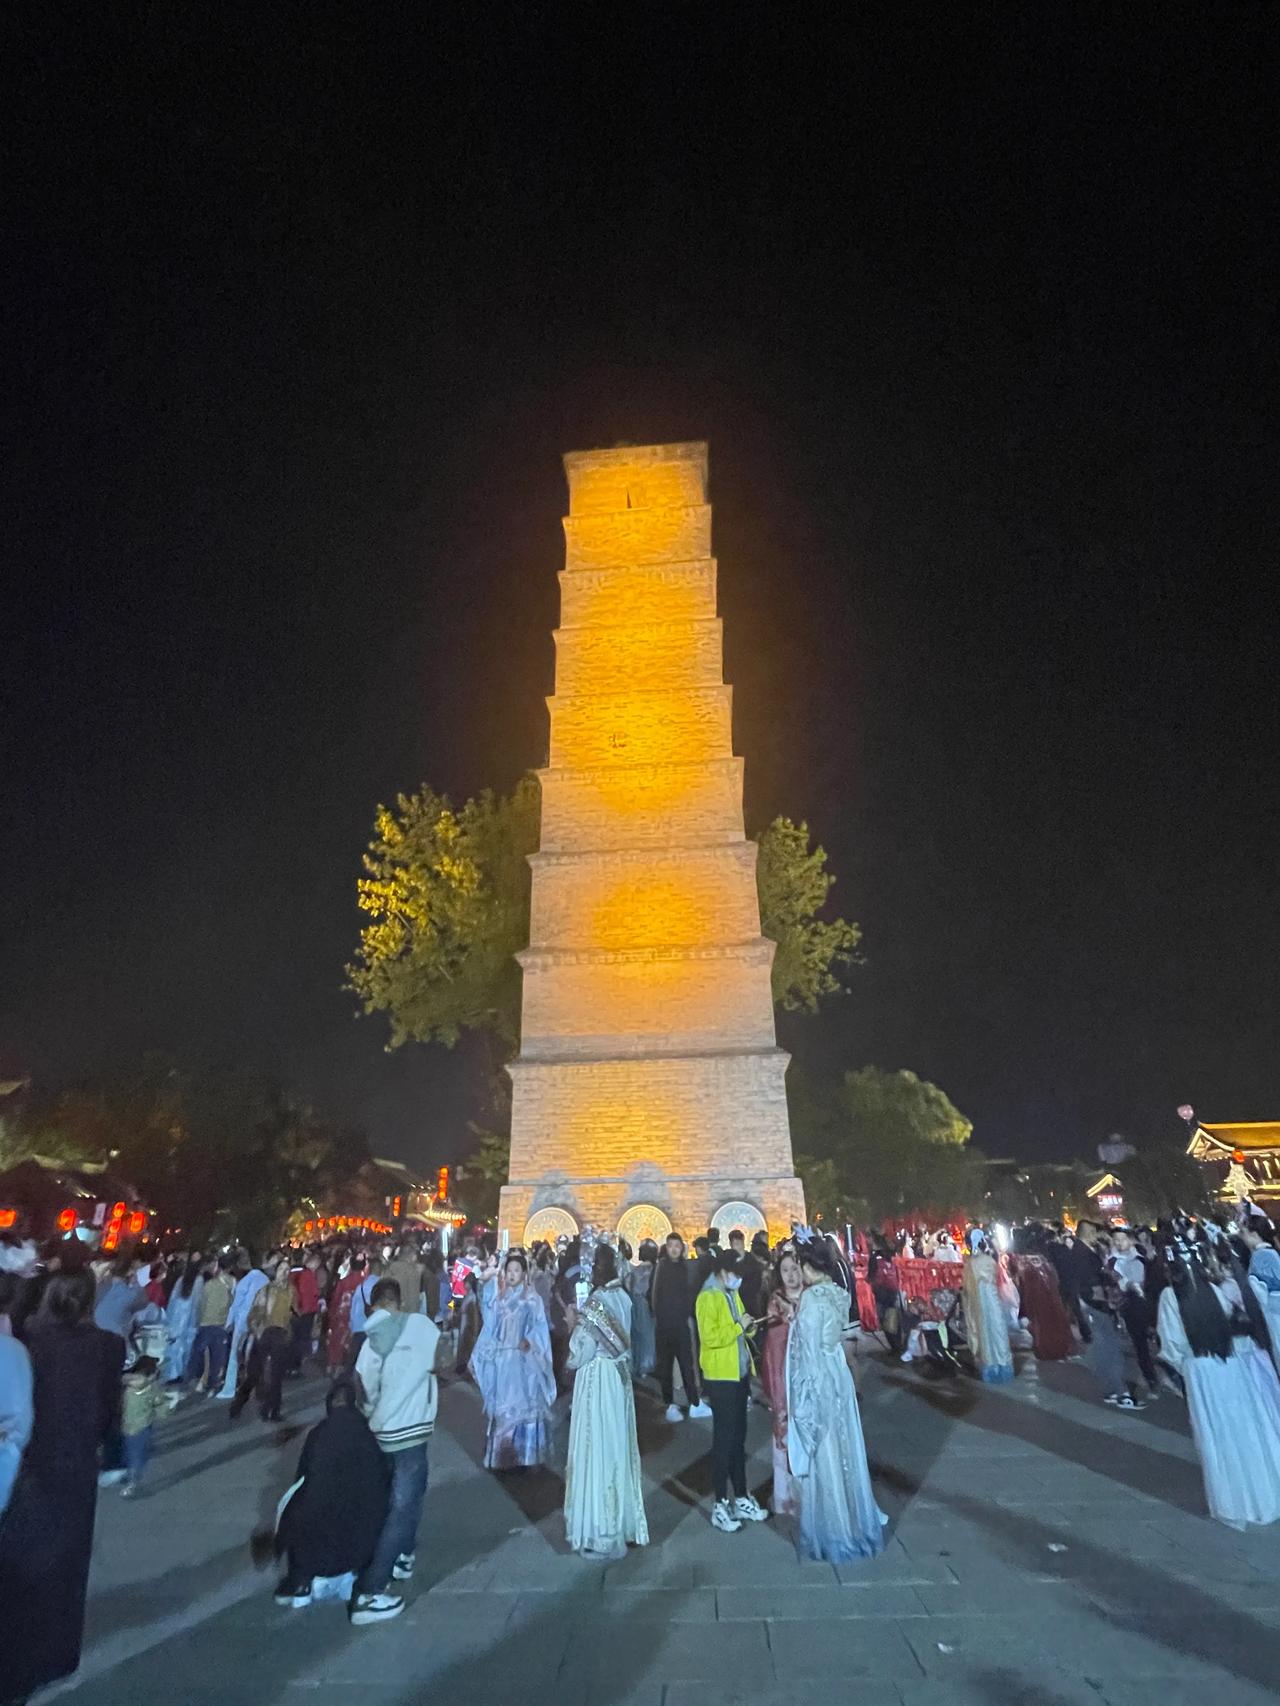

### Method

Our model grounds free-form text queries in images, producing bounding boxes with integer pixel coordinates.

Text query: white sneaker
[688,1401,712,1419]
[98,1469,127,1487]
[664,1404,685,1423]
[711,1498,742,1533]
[733,1495,769,1523]
[350,1592,405,1626]
[391,1552,415,1581]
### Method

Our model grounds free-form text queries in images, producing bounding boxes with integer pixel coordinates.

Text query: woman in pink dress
[760,1249,804,1516]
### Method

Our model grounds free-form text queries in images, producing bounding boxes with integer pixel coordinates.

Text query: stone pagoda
[498,441,806,1249]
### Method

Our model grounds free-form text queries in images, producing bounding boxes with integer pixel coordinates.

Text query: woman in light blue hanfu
[1241,1216,1280,1379]
[962,1228,1015,1383]
[470,1252,557,1470]
[786,1235,886,1562]
[162,1258,204,1384]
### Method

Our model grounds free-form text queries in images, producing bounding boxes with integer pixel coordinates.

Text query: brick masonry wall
[517,944,778,1057]
[563,505,711,570]
[553,617,724,695]
[528,841,761,950]
[548,683,733,770]
[564,442,707,514]
[536,759,745,851]
[508,1047,793,1179]
[558,560,716,628]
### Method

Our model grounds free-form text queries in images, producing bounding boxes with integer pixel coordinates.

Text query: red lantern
[57,1208,78,1232]
[0,1207,17,1230]
[128,1211,146,1236]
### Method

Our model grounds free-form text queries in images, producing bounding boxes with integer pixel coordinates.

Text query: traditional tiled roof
[1188,1121,1280,1157]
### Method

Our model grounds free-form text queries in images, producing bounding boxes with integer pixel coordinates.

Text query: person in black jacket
[274,1379,391,1607]
[1063,1222,1143,1410]
[728,1229,766,1322]
[650,1235,711,1421]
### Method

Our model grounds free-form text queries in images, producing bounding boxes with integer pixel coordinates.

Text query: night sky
[4,12,1277,1174]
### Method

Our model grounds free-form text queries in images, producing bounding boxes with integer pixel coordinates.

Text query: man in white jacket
[351,1277,440,1625]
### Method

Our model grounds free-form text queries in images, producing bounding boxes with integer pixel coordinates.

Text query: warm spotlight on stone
[499,442,806,1247]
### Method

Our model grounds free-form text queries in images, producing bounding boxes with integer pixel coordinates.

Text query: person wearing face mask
[694,1249,769,1532]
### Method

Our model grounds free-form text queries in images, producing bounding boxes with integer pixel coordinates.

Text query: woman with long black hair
[1156,1226,1280,1528]
[786,1234,886,1560]
[0,1270,123,1701]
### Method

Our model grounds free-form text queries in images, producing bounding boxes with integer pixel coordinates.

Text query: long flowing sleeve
[522,1291,557,1405]
[786,1292,836,1478]
[1157,1286,1191,1372]
[566,1322,595,1372]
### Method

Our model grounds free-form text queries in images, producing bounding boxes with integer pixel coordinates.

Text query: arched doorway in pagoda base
[616,1203,673,1247]
[710,1200,767,1240]
[523,1206,579,1245]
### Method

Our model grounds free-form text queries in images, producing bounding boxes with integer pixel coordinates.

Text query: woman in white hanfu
[786,1235,886,1562]
[564,1246,648,1560]
[1156,1235,1280,1529]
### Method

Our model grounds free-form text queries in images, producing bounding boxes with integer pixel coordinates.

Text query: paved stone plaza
[54,1349,1280,1706]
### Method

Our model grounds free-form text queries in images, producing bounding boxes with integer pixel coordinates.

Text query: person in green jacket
[694,1250,770,1533]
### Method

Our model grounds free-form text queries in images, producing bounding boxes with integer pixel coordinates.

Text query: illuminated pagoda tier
[498,442,806,1246]
[1187,1120,1280,1206]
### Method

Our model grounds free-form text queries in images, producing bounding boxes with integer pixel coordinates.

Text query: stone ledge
[557,556,715,587]
[537,757,742,784]
[529,841,755,870]
[507,1044,791,1073]
[517,937,774,970]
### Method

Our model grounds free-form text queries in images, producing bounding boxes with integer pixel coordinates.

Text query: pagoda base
[498,1173,806,1248]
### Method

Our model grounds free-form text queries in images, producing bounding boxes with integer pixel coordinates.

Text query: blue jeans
[188,1325,230,1388]
[0,1441,20,1518]
[359,1443,429,1594]
[123,1427,152,1484]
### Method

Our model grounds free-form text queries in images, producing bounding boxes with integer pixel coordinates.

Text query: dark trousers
[231,1325,288,1418]
[654,1321,699,1407]
[188,1324,230,1389]
[289,1312,315,1373]
[1120,1293,1158,1385]
[705,1376,749,1501]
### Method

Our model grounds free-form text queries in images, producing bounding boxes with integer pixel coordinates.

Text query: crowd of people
[868,1208,1280,1527]
[3,1197,1280,1697]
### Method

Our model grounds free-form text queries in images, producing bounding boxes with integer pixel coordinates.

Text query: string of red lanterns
[302,1215,394,1236]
